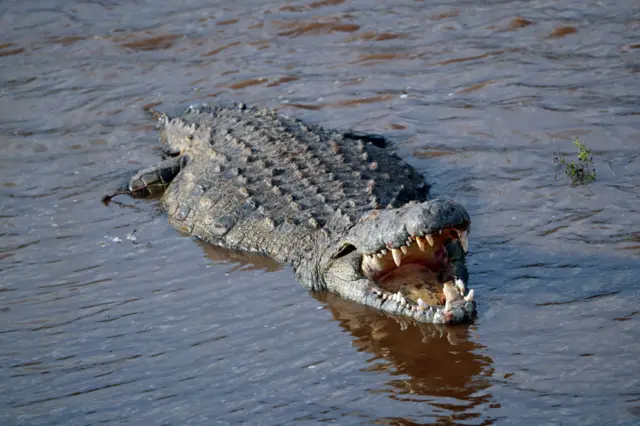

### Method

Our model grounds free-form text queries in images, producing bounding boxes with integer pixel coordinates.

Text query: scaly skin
[104,103,476,324]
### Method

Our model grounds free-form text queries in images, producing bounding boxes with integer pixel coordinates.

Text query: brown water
[1,0,639,424]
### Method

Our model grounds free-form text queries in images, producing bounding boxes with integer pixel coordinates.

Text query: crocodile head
[315,199,475,324]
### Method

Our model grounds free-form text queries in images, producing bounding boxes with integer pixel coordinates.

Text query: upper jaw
[345,199,470,256]
[348,199,470,283]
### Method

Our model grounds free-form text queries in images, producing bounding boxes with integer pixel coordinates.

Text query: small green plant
[554,138,596,185]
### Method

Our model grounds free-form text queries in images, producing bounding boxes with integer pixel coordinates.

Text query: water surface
[1,0,639,424]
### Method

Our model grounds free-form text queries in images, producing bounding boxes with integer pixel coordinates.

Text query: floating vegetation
[554,138,596,185]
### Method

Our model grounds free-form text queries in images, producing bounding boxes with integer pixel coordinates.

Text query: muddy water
[1,0,639,424]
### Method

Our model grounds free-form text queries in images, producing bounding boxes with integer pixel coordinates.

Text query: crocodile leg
[102,156,184,202]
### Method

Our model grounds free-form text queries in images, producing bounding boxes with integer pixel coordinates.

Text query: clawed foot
[101,187,131,204]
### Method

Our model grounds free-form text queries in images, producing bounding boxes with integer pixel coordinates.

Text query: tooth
[380,249,387,255]
[373,289,381,296]
[377,252,384,258]
[391,248,402,266]
[464,289,475,302]
[459,229,469,252]
[408,236,414,242]
[417,298,427,311]
[416,237,426,251]
[400,246,408,255]
[382,293,388,300]
[455,278,466,295]
[425,234,435,247]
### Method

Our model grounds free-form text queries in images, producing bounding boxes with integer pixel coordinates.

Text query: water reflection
[316,292,496,424]
[192,243,495,422]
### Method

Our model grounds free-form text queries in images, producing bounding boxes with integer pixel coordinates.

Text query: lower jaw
[365,262,475,323]
[366,286,476,324]
[377,263,445,306]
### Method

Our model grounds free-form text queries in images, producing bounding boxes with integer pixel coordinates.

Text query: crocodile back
[161,104,429,264]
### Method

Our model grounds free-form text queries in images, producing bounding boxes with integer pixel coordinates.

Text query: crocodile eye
[331,243,357,259]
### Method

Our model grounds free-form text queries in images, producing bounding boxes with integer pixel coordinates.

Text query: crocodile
[103,103,476,324]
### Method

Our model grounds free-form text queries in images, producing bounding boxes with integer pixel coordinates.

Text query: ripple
[275,19,360,37]
[119,34,183,51]
[344,31,409,42]
[508,17,534,30]
[229,77,269,90]
[549,26,579,39]
[0,45,25,57]
[201,41,241,57]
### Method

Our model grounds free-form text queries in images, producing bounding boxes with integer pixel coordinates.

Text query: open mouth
[339,199,475,323]
[362,225,473,311]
